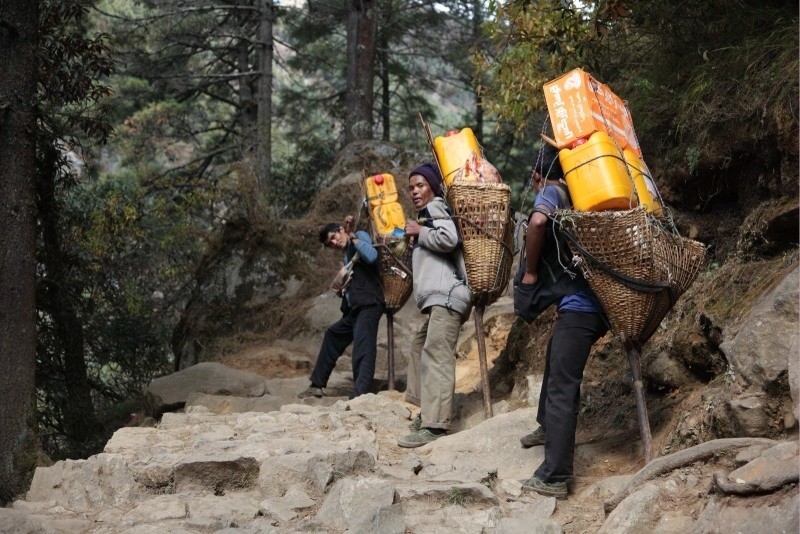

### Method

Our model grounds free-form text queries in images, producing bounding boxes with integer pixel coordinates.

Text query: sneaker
[520,426,546,448]
[409,413,422,431]
[521,475,568,499]
[397,428,445,448]
[298,386,324,399]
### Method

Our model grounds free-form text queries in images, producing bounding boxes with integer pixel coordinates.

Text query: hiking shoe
[298,386,324,399]
[397,428,445,448]
[520,426,546,448]
[521,475,568,499]
[409,413,422,431]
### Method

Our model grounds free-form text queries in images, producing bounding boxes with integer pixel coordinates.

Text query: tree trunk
[472,0,483,142]
[237,0,256,151]
[474,77,483,144]
[0,0,40,504]
[37,147,100,456]
[378,18,390,141]
[256,0,273,190]
[344,0,376,144]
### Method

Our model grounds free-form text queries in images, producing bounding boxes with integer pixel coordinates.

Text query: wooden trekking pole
[386,310,395,390]
[622,335,653,463]
[474,304,493,418]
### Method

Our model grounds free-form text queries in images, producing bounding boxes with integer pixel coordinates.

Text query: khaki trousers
[404,305,464,430]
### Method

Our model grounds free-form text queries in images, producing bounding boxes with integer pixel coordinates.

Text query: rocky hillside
[3,141,797,532]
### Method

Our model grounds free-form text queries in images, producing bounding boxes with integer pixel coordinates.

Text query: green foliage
[38,0,115,144]
[271,130,338,217]
[278,0,478,147]
[449,487,471,506]
[673,20,798,149]
[480,1,596,132]
[685,146,702,175]
[101,0,264,176]
[481,0,798,184]
[37,172,187,457]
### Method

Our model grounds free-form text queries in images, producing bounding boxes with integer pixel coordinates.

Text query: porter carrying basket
[375,237,413,311]
[446,182,515,307]
[558,207,705,344]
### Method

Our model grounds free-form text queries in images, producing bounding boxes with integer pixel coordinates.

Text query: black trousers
[309,304,383,399]
[534,311,608,483]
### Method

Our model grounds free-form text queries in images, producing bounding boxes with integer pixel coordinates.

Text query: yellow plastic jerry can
[623,149,662,215]
[433,128,481,187]
[558,131,637,212]
[371,202,406,237]
[365,173,399,208]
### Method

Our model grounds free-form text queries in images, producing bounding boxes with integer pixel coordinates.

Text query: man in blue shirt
[298,217,385,400]
[519,145,608,499]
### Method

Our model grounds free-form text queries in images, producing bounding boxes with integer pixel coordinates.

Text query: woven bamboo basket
[375,236,414,311]
[445,182,514,307]
[559,208,705,343]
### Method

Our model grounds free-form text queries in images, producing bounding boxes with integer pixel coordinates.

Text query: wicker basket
[446,182,514,307]
[375,236,414,311]
[559,208,705,343]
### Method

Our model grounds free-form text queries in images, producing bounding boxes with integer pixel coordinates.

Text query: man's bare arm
[523,211,548,285]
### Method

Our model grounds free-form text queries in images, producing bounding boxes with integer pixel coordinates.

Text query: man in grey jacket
[397,163,472,448]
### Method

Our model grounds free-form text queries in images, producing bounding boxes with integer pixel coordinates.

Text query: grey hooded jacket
[412,197,472,319]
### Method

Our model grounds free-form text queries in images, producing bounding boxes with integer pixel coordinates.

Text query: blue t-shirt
[345,230,378,264]
[534,184,602,314]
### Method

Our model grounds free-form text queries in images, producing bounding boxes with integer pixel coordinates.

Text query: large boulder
[720,266,798,400]
[147,362,268,414]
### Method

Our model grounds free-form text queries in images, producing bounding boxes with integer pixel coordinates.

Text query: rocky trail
[3,291,798,533]
[3,386,797,533]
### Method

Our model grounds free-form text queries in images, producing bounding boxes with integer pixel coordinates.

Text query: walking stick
[623,335,653,463]
[386,310,395,390]
[474,304,493,418]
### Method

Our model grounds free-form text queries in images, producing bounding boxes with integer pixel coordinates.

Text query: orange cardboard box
[543,68,641,157]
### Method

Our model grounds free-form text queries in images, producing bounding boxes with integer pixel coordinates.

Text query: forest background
[0,0,797,503]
